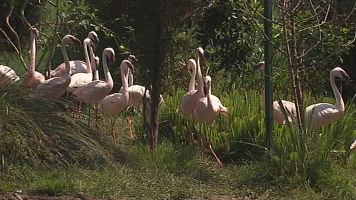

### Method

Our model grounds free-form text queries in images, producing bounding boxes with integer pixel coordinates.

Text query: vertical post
[263,0,273,151]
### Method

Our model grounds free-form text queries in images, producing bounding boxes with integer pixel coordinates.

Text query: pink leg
[208,144,223,166]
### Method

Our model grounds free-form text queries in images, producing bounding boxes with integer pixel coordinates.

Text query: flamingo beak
[72,37,82,47]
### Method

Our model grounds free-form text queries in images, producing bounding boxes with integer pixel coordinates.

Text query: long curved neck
[128,69,133,86]
[84,40,92,73]
[102,53,113,88]
[207,84,212,109]
[61,42,71,77]
[28,34,36,72]
[120,64,129,91]
[188,63,196,91]
[196,54,203,93]
[330,73,344,112]
[88,45,98,80]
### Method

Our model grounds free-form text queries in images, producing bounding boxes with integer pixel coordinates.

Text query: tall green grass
[159,86,356,197]
[0,85,129,170]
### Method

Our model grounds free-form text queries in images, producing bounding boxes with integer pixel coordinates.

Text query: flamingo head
[185,59,196,70]
[203,75,212,96]
[87,31,100,45]
[104,48,116,67]
[94,56,100,66]
[195,47,205,63]
[30,27,39,39]
[128,54,138,63]
[62,35,81,46]
[122,60,134,73]
[331,67,350,81]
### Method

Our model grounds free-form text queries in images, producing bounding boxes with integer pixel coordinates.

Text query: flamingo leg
[94,106,99,130]
[111,118,117,139]
[208,143,223,166]
[87,106,91,126]
[126,109,134,139]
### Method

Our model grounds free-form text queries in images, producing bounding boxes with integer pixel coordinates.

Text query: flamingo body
[68,38,94,93]
[73,48,115,106]
[20,28,45,88]
[50,31,99,77]
[305,67,350,130]
[193,76,227,124]
[178,49,205,117]
[0,65,19,85]
[98,60,133,118]
[31,35,80,99]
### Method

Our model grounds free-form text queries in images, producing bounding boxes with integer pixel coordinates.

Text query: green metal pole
[263,0,273,151]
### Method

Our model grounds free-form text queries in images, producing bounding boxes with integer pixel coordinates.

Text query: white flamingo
[31,35,80,99]
[178,47,205,117]
[0,65,19,85]
[20,28,45,88]
[97,59,134,138]
[50,31,99,77]
[305,67,350,131]
[193,75,227,166]
[254,61,297,124]
[67,38,94,93]
[72,48,116,126]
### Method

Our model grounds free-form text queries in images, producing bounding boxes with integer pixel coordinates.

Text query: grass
[0,84,355,199]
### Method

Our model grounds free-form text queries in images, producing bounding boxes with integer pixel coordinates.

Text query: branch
[5,0,27,70]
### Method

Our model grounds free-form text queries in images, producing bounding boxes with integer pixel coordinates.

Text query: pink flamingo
[97,59,134,138]
[193,75,227,166]
[178,47,205,117]
[31,35,80,99]
[50,31,99,77]
[73,48,116,126]
[254,61,297,124]
[0,65,19,85]
[305,67,350,130]
[67,38,94,93]
[20,28,45,88]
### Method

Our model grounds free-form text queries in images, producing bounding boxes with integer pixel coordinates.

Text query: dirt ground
[0,192,107,200]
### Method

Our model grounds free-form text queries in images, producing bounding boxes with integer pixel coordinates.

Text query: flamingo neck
[120,64,129,91]
[207,84,213,109]
[128,69,133,87]
[84,40,92,73]
[102,53,113,88]
[88,45,99,80]
[330,73,344,112]
[28,34,36,72]
[196,53,203,93]
[61,42,71,78]
[188,62,196,91]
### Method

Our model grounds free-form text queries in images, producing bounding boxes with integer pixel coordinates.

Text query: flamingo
[193,75,227,166]
[30,35,80,99]
[20,27,45,88]
[73,48,116,126]
[97,59,134,138]
[178,47,205,117]
[184,58,197,92]
[351,139,356,150]
[305,67,351,131]
[254,61,297,124]
[0,65,19,85]
[50,31,99,77]
[67,38,94,93]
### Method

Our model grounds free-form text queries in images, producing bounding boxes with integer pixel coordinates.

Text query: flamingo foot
[208,144,223,167]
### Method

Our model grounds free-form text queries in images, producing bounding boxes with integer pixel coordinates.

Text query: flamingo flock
[0,28,354,165]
